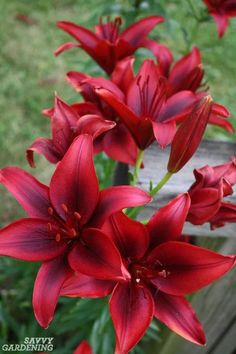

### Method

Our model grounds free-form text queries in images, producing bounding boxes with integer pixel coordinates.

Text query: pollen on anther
[48,207,53,215]
[47,223,52,232]
[61,203,68,213]
[56,233,61,242]
[74,212,81,221]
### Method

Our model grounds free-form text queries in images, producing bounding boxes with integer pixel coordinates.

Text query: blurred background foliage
[0,0,235,353]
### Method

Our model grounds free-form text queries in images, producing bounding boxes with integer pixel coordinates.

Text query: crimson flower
[159,47,204,95]
[56,16,164,74]
[187,157,236,227]
[66,67,140,166]
[96,59,197,149]
[61,194,235,353]
[0,135,151,328]
[167,96,213,173]
[27,95,115,167]
[154,46,234,133]
[203,0,236,37]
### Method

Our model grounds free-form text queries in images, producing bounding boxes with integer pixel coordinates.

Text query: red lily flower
[153,46,234,133]
[27,95,115,167]
[66,62,141,166]
[187,157,236,226]
[56,16,164,75]
[0,135,151,328]
[203,0,236,37]
[62,193,235,353]
[167,96,213,173]
[156,47,204,96]
[96,59,197,149]
[74,341,93,354]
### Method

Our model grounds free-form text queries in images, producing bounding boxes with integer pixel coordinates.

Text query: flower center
[97,17,122,43]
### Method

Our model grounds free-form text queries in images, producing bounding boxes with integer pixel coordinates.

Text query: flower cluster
[0,12,236,354]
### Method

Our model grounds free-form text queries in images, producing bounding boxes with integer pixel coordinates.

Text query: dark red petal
[111,57,135,95]
[0,219,67,261]
[147,193,190,249]
[103,124,139,166]
[61,271,115,297]
[152,121,176,148]
[169,47,202,93]
[50,135,99,225]
[68,228,130,281]
[96,88,154,149]
[102,212,149,261]
[212,13,229,38]
[158,91,197,123]
[167,96,212,173]
[76,114,116,139]
[110,282,154,354]
[57,21,99,48]
[121,16,164,47]
[74,341,93,354]
[90,185,152,228]
[154,292,206,345]
[27,137,61,167]
[148,241,235,295]
[209,113,235,133]
[54,42,79,56]
[187,188,221,225]
[141,39,173,77]
[33,256,72,328]
[210,202,236,229]
[0,167,51,219]
[52,95,78,155]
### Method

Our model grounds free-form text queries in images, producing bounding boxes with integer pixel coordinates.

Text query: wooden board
[137,140,236,237]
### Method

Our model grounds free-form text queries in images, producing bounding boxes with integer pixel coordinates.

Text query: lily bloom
[56,16,164,75]
[61,194,235,353]
[203,0,236,37]
[66,68,140,166]
[187,157,236,226]
[167,96,213,173]
[154,46,234,133]
[0,135,151,328]
[27,95,116,167]
[96,59,197,149]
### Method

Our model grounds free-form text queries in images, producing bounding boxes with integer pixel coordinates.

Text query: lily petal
[55,42,79,56]
[147,193,190,249]
[33,256,72,328]
[148,241,235,295]
[0,167,51,219]
[61,271,115,297]
[68,228,130,281]
[0,219,67,261]
[102,212,149,261]
[121,16,164,47]
[154,291,206,345]
[102,124,139,166]
[27,137,61,167]
[50,135,99,225]
[90,185,152,228]
[110,282,154,354]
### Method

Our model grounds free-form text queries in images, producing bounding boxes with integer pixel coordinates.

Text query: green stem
[150,171,173,197]
[127,171,173,219]
[132,149,144,186]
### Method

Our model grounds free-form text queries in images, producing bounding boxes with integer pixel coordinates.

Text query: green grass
[0,0,235,353]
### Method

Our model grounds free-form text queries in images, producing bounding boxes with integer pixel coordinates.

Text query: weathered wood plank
[158,239,236,354]
[137,140,236,237]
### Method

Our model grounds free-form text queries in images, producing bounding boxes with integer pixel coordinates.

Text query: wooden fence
[137,139,236,354]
